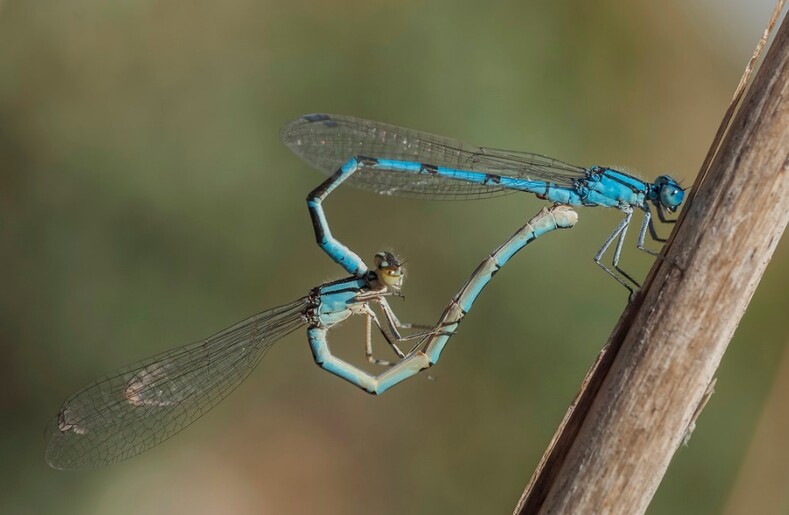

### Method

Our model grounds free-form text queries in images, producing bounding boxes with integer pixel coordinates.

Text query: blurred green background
[1,0,787,513]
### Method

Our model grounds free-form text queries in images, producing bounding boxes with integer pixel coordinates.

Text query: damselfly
[283,114,685,293]
[46,206,576,469]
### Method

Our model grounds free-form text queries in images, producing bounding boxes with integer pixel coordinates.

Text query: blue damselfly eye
[659,183,684,209]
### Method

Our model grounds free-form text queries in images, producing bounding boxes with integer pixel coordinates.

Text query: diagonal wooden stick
[514,3,789,513]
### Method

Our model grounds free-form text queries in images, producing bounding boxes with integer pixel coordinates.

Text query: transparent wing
[45,298,309,470]
[281,113,587,200]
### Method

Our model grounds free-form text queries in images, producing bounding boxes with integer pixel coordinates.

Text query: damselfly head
[655,175,685,212]
[373,251,404,290]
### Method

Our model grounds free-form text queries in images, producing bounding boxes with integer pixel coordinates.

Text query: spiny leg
[594,210,639,295]
[639,208,683,273]
[375,297,449,337]
[642,209,665,249]
[369,297,458,361]
[355,287,449,342]
[647,208,668,244]
[637,209,666,258]
[365,312,402,366]
[611,212,642,290]
[362,303,436,366]
[655,203,678,225]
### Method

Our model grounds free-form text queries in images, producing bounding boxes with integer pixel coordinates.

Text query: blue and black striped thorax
[576,166,684,211]
[573,166,652,209]
[307,275,370,320]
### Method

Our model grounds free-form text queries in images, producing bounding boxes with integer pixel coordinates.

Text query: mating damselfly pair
[45,114,684,469]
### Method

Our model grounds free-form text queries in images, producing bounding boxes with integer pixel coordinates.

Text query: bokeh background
[1,0,787,513]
